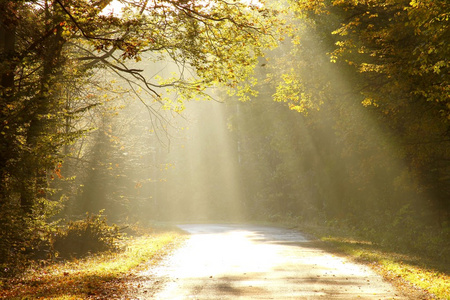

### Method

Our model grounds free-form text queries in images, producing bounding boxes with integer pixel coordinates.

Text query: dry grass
[0,229,186,299]
[296,224,449,300]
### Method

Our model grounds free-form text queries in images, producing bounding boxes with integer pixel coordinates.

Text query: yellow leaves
[332,27,348,36]
[291,35,301,45]
[361,97,379,107]
[334,39,355,49]
[359,63,384,73]
[288,103,308,113]
[431,63,442,74]
[294,0,328,15]
[272,70,321,114]
[332,0,358,6]
[235,81,259,102]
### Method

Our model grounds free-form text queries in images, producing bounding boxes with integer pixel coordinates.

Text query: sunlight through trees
[1,0,448,277]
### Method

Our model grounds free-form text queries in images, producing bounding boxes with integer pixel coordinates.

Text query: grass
[297,224,450,300]
[0,228,187,300]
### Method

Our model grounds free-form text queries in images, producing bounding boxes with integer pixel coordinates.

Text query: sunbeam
[161,99,245,222]
[1,0,447,296]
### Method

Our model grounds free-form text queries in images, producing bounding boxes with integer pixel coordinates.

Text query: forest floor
[0,226,187,300]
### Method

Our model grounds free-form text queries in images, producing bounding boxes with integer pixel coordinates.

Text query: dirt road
[129,224,406,299]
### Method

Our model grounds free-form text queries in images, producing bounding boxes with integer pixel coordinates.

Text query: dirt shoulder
[291,224,448,300]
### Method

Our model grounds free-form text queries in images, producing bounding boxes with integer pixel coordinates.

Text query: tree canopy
[0,0,281,275]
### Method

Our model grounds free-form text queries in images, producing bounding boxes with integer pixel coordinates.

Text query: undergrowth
[0,227,186,299]
[53,212,122,259]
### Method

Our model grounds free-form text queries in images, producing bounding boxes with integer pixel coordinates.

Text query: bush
[53,212,122,259]
[0,204,32,277]
[0,203,54,277]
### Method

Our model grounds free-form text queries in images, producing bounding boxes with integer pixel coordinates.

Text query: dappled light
[151,225,402,299]
[0,0,448,298]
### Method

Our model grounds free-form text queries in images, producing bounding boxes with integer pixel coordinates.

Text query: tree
[205,0,449,258]
[236,0,449,252]
[293,0,450,221]
[0,0,281,274]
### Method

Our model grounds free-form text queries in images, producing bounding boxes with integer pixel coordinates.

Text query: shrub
[0,203,54,277]
[53,212,122,259]
[0,204,31,277]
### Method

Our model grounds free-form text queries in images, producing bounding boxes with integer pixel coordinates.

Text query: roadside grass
[0,228,186,300]
[297,224,449,300]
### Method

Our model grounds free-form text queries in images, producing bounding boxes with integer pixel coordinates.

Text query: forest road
[129,224,407,299]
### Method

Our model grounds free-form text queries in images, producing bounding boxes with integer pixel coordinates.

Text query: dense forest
[1,0,449,276]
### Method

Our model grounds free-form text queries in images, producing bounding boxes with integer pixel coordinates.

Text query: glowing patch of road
[139,224,405,299]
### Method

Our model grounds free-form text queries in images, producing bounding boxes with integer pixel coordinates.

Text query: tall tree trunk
[0,2,16,93]
[20,0,65,213]
[0,1,17,205]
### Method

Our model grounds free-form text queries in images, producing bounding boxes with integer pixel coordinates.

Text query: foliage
[286,0,450,218]
[194,1,450,278]
[0,198,64,277]
[0,204,34,277]
[233,0,450,232]
[0,0,282,274]
[0,228,185,299]
[52,212,122,259]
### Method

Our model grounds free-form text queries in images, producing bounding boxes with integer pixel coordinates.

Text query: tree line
[0,0,278,275]
[155,0,449,259]
[226,0,449,257]
[0,0,448,275]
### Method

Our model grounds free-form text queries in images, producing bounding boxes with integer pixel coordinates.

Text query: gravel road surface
[129,224,406,299]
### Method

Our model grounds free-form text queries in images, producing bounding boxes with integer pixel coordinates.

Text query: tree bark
[20,0,65,213]
[0,1,17,206]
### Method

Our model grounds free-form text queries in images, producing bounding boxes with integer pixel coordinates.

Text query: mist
[3,0,449,289]
[67,18,444,233]
[51,0,448,257]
